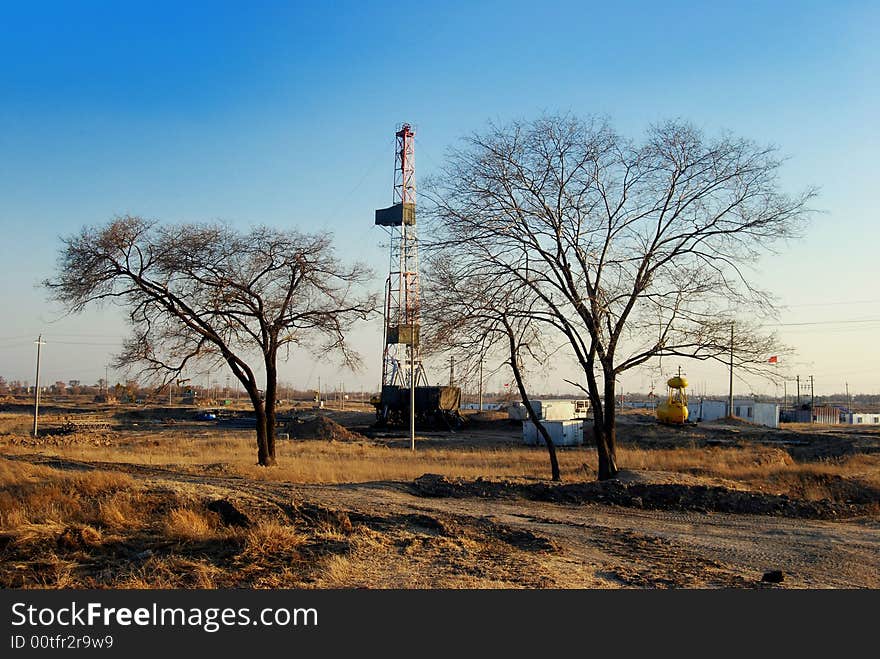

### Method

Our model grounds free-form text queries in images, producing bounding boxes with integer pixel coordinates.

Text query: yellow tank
[657,369,689,424]
[657,400,688,424]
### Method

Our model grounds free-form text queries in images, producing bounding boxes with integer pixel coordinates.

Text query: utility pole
[448,356,455,386]
[410,345,415,451]
[783,380,787,408]
[810,375,815,422]
[32,335,45,437]
[845,382,850,411]
[796,375,801,407]
[478,356,484,412]
[728,322,734,417]
[341,382,345,411]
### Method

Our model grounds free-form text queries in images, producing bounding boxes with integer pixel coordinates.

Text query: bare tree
[423,262,561,481]
[46,216,377,466]
[426,116,812,479]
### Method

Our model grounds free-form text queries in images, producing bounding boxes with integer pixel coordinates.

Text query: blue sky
[0,0,877,396]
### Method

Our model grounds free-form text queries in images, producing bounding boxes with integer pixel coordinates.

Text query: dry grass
[240,521,305,558]
[8,430,877,503]
[1,414,878,588]
[0,458,135,531]
[618,446,880,500]
[162,507,225,542]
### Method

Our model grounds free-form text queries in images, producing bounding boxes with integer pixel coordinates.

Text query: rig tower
[375,123,427,390]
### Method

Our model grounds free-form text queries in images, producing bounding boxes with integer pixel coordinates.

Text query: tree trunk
[504,319,560,481]
[254,407,275,466]
[517,384,561,482]
[596,373,619,480]
[264,360,278,466]
[245,383,274,467]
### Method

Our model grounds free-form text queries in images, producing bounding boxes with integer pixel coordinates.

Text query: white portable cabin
[844,413,880,425]
[687,399,780,428]
[523,419,584,446]
[508,399,590,421]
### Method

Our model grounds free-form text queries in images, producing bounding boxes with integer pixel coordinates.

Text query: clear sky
[0,0,877,397]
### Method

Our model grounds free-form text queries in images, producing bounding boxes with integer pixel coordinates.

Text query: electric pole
[728,322,734,417]
[448,356,455,386]
[410,344,415,451]
[478,355,483,412]
[810,375,815,421]
[32,335,45,437]
[796,375,800,406]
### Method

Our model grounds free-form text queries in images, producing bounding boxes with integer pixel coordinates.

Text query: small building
[806,405,840,425]
[843,412,880,425]
[687,399,780,428]
[523,419,583,446]
[508,399,590,421]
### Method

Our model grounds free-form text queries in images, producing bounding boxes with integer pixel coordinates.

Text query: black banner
[0,590,878,657]
[0,589,875,655]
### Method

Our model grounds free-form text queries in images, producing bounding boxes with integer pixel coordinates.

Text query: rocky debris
[490,526,558,553]
[287,415,365,442]
[7,432,114,447]
[292,502,354,534]
[207,499,253,528]
[762,570,785,583]
[405,513,450,533]
[410,474,866,520]
[411,474,519,499]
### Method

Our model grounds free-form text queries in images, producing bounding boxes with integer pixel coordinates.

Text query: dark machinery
[371,384,463,429]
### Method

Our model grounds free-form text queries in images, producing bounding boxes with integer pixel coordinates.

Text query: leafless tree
[426,116,813,479]
[45,216,377,466]
[423,262,561,481]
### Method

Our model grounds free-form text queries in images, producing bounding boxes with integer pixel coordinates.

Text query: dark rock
[762,569,784,583]
[206,499,253,528]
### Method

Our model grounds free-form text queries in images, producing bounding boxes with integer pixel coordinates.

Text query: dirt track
[18,454,880,588]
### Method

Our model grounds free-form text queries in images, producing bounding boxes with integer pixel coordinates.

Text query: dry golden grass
[0,434,873,506]
[98,491,147,530]
[0,458,135,531]
[619,446,880,499]
[240,521,305,558]
[162,507,225,542]
[3,422,879,506]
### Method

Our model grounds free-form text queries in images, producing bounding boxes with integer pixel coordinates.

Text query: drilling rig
[372,123,462,428]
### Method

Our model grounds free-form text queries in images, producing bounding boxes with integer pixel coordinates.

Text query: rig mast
[375,123,427,389]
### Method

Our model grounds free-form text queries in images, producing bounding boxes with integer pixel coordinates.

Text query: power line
[783,298,880,308]
[762,318,880,327]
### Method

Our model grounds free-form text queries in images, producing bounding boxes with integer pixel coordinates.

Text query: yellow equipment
[657,368,689,424]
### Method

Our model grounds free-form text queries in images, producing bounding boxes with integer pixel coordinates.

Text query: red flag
[768,356,778,363]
